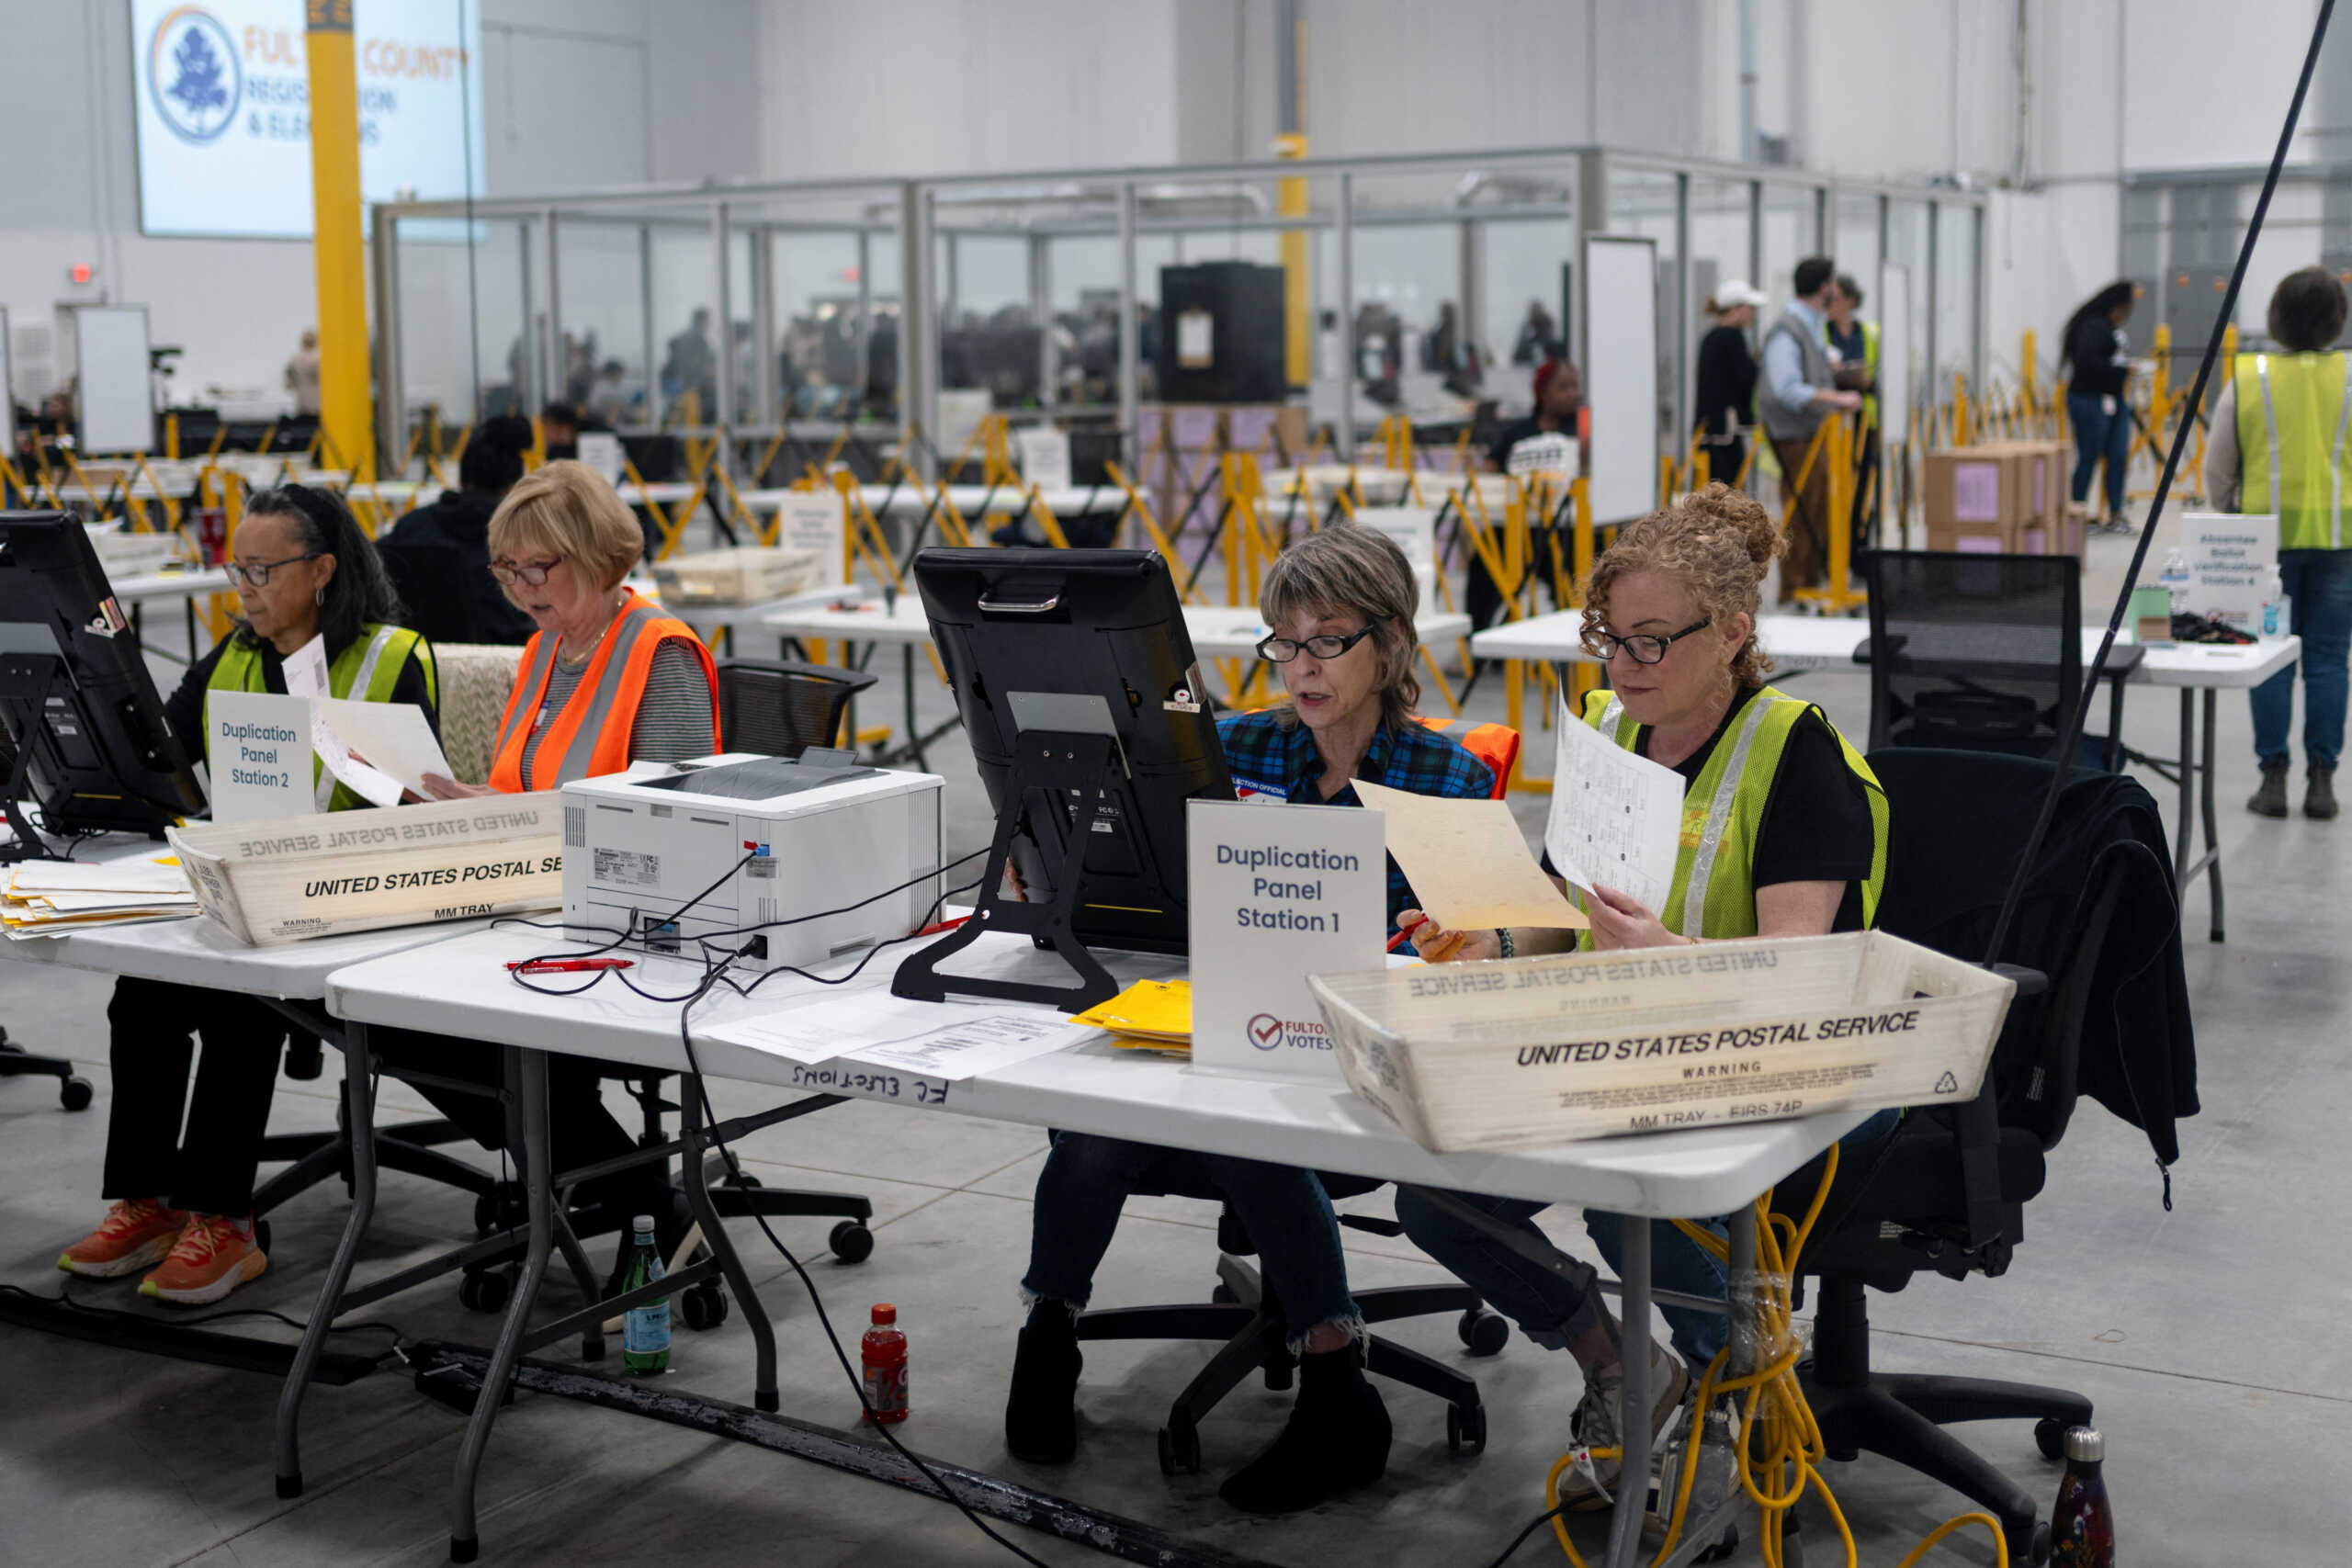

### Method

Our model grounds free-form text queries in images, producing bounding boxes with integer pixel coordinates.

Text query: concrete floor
[1,517,2346,1566]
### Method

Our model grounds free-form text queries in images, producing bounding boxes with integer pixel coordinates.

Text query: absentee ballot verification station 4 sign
[1187,798,1384,1084]
[132,0,485,238]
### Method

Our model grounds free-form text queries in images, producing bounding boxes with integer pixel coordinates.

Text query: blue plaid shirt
[1216,711,1496,952]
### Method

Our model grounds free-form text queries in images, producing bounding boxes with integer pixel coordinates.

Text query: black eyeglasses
[224,552,322,589]
[1580,616,1713,665]
[1256,618,1387,664]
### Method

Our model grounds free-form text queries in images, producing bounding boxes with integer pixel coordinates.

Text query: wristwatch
[1496,928,1516,960]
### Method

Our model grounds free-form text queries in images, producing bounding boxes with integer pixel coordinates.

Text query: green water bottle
[620,1214,671,1375]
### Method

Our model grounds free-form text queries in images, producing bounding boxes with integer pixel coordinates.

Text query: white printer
[561,751,944,972]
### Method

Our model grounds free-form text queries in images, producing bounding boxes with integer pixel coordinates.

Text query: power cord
[0,1280,410,1357]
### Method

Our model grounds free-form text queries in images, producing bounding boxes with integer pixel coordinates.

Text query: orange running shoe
[59,1199,187,1279]
[139,1213,266,1305]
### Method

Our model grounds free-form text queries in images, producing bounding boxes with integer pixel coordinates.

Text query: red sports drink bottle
[861,1303,908,1424]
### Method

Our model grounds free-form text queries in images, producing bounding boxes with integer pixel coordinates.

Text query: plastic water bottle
[861,1303,909,1424]
[2262,564,2286,638]
[2051,1426,2115,1566]
[2158,547,2191,615]
[620,1214,671,1375]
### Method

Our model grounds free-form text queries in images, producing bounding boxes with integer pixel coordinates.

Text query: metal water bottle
[2051,1426,2115,1566]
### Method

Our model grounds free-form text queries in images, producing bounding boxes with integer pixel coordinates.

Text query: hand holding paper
[1352,779,1587,931]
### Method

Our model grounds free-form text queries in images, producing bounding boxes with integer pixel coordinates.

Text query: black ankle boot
[1005,1302,1082,1463]
[1216,1341,1392,1514]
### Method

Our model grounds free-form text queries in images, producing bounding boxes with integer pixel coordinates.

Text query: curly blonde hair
[1581,483,1782,688]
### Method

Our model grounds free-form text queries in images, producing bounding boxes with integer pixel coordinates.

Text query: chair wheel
[1457,1307,1509,1358]
[720,1170,763,1190]
[60,1077,93,1111]
[829,1221,874,1263]
[1210,1283,1238,1304]
[2034,1418,2068,1461]
[681,1281,729,1330]
[2023,1519,2052,1564]
[1694,1523,1739,1563]
[1158,1418,1202,1475]
[1446,1401,1487,1456]
[458,1269,511,1313]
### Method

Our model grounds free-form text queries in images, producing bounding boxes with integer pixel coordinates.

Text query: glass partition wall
[374,150,1984,496]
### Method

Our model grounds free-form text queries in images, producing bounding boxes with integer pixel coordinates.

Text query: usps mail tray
[1307,931,2016,1153]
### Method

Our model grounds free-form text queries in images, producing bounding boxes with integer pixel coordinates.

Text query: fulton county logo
[149,6,242,145]
[1246,1013,1330,1053]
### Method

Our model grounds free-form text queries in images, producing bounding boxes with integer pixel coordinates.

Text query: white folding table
[114,566,231,662]
[322,924,1862,1566]
[1473,610,2300,941]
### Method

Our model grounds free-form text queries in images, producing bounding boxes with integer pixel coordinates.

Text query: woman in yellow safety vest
[60,484,437,1306]
[1395,483,1894,1514]
[2203,265,2352,822]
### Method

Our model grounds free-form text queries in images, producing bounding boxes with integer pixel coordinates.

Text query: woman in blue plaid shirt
[1006,527,1492,1514]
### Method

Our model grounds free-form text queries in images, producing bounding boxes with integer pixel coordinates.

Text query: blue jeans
[1395,1109,1902,1370]
[1023,1132,1361,1348]
[2251,548,2352,770]
[2067,390,2132,518]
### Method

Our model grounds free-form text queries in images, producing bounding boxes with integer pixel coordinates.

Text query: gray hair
[1258,524,1423,729]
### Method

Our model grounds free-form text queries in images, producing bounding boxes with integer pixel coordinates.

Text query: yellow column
[305,1,373,482]
[1275,133,1311,390]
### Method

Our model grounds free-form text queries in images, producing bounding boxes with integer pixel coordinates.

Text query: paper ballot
[282,634,330,699]
[312,698,452,804]
[1544,695,1686,916]
[1352,780,1588,931]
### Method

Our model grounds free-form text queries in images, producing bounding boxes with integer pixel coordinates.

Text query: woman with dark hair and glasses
[59,484,437,1304]
[1399,484,1892,1516]
[1005,525,1496,1516]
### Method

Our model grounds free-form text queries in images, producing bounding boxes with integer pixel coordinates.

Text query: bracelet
[1496,928,1516,959]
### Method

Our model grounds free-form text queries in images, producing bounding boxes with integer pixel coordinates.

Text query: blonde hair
[1583,482,1781,688]
[487,460,643,593]
[1258,524,1422,729]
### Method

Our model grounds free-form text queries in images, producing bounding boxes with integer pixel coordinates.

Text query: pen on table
[506,957,635,975]
[1386,915,1429,953]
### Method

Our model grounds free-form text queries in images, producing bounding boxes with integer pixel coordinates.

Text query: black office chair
[1074,1165,1509,1475]
[716,659,876,758]
[1861,551,2084,761]
[378,536,483,647]
[1774,749,2190,1564]
[0,1027,91,1110]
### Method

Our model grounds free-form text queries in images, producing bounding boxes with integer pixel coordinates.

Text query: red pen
[1386,915,1429,953]
[506,957,635,975]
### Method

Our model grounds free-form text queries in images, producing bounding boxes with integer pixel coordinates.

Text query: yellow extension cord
[1538,1145,2011,1568]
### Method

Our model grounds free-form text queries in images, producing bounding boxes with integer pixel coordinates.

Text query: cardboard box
[1924,448,2026,538]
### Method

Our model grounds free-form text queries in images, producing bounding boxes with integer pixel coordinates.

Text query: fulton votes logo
[1246,1012,1330,1053]
[150,6,243,145]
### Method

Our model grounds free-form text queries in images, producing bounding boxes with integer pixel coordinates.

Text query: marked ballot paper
[1544,693,1685,916]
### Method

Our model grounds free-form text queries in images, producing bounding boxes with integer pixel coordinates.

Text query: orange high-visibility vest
[488,590,719,792]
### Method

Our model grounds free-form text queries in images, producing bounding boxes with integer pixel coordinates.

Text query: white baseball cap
[1713,279,1770,310]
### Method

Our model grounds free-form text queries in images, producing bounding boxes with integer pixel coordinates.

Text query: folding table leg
[274,1021,379,1498]
[2175,691,2195,886]
[681,1071,779,1411]
[1602,1217,1654,1568]
[450,1047,555,1563]
[2201,687,2224,941]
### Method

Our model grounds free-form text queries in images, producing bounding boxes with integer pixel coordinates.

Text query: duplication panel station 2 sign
[1186,798,1385,1083]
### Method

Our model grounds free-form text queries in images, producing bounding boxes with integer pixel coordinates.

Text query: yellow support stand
[1275,132,1311,389]
[303,1,372,483]
[1792,416,1866,616]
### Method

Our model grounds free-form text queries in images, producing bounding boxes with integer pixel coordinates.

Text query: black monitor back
[913,547,1232,954]
[0,513,204,835]
[1864,550,2082,761]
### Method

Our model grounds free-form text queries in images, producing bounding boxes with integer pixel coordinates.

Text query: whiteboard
[1581,235,1659,524]
[1878,265,1912,446]
[74,306,153,455]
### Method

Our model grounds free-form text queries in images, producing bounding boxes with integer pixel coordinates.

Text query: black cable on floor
[0,1280,410,1352]
[1480,1503,1567,1568]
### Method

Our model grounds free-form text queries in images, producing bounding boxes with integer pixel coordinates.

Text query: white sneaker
[1559,1337,1689,1511]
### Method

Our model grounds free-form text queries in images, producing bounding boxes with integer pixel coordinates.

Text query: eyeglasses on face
[224,552,322,589]
[1580,616,1713,665]
[489,557,564,587]
[1255,617,1387,664]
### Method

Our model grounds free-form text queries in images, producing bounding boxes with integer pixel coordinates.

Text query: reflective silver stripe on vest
[349,625,400,700]
[2258,355,2282,527]
[2333,355,2352,549]
[1595,694,1627,744]
[533,599,670,788]
[493,633,561,759]
[1667,696,1775,939]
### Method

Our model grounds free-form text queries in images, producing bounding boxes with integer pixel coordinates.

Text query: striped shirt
[516,636,716,790]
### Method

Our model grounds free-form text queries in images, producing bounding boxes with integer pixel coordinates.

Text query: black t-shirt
[2065,314,2129,400]
[166,634,440,758]
[1692,324,1758,438]
[1544,687,1875,931]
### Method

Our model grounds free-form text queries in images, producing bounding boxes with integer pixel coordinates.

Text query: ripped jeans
[1022,1131,1363,1350]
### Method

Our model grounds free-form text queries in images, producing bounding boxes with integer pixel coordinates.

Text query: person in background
[1693,280,1767,491]
[1759,256,1863,602]
[1474,355,1586,629]
[1512,299,1564,366]
[382,414,539,645]
[1395,483,1891,1517]
[1007,528,1497,1515]
[379,461,719,1278]
[662,308,718,418]
[59,486,435,1304]
[587,359,636,428]
[1826,273,1882,546]
[2205,265,2352,822]
[285,329,322,417]
[2064,281,2139,535]
[539,401,582,461]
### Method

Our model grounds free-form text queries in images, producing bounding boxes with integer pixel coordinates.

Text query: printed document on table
[1353,780,1587,930]
[839,1012,1080,1081]
[1545,693,1685,915]
[702,992,1064,1072]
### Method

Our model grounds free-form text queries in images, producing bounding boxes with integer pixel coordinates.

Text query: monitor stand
[892,728,1136,1013]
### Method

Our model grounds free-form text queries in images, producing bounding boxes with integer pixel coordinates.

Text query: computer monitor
[893,547,1234,1011]
[0,513,204,852]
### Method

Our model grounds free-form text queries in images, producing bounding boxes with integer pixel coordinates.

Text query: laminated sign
[1307,931,2016,1153]
[166,792,564,946]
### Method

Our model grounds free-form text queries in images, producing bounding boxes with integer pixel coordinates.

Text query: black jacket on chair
[1869,750,2198,1172]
